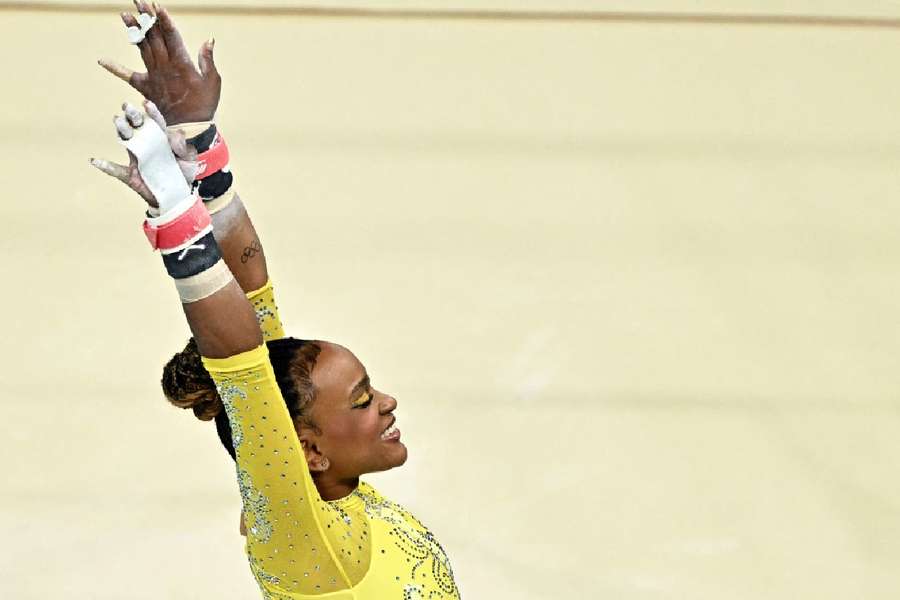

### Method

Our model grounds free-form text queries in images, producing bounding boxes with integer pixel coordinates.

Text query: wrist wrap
[176,123,235,205]
[152,222,233,303]
[143,195,211,252]
[195,131,229,180]
[162,230,222,279]
[142,195,221,281]
[134,121,234,303]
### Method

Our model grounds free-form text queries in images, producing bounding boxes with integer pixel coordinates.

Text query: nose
[379,392,397,414]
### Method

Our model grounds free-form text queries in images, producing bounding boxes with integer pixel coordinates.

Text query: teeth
[380,424,397,440]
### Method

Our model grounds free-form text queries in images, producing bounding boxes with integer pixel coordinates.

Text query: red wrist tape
[194,133,229,180]
[143,195,212,251]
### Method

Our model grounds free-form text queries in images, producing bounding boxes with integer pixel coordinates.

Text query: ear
[296,422,329,473]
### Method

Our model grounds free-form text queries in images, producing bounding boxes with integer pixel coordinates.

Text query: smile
[380,421,401,441]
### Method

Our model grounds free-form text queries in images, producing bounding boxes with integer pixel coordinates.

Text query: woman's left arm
[100,2,275,304]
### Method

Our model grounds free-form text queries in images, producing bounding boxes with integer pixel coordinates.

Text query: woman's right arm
[93,101,352,594]
[183,280,261,359]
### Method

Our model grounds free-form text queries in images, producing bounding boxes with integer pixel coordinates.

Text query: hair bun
[161,338,222,421]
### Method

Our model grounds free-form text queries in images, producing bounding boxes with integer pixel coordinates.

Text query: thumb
[198,38,219,80]
[177,157,198,185]
[167,128,195,161]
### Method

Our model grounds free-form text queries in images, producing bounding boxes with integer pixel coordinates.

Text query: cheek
[324,412,378,446]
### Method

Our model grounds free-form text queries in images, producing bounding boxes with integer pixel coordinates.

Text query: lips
[380,419,400,441]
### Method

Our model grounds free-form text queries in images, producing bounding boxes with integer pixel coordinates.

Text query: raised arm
[92,102,356,594]
[92,101,260,358]
[99,1,269,295]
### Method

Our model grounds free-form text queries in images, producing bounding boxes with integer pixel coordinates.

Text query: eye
[353,391,373,409]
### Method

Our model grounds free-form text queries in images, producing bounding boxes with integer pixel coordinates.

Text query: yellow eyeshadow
[353,392,372,407]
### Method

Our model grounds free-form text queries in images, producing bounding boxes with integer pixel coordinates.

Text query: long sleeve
[202,345,369,597]
[247,279,285,342]
[208,282,458,599]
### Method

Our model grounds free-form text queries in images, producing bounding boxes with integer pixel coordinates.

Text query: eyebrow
[349,374,370,403]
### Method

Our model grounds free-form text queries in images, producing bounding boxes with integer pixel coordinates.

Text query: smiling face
[298,342,407,487]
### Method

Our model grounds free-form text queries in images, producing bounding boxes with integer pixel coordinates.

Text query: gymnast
[92,3,459,598]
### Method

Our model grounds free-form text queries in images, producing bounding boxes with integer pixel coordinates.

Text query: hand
[91,100,197,208]
[98,1,221,125]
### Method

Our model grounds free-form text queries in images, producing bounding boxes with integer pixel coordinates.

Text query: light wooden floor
[2,4,900,599]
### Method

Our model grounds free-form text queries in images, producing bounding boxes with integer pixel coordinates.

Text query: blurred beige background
[2,2,900,598]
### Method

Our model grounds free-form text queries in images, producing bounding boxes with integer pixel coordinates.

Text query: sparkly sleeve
[246,279,285,342]
[202,345,353,595]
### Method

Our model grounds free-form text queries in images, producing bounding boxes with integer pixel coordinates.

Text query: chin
[394,443,409,467]
[379,442,408,472]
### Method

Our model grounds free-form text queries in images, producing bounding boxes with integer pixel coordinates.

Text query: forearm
[211,194,269,293]
[176,122,270,294]
[183,279,262,359]
[150,193,263,358]
[101,102,263,361]
[176,194,273,355]
[104,8,272,299]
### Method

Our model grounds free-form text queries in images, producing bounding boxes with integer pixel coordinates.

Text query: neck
[313,472,360,501]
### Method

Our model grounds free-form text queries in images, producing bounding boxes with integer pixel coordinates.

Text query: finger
[123,9,155,71]
[176,157,198,183]
[170,129,198,162]
[139,1,169,65]
[167,128,189,159]
[130,3,156,69]
[98,58,134,83]
[123,102,144,128]
[98,59,149,93]
[125,152,158,204]
[175,131,198,162]
[114,114,134,140]
[198,37,220,80]
[90,157,130,184]
[157,5,192,63]
[121,11,138,27]
[143,99,167,130]
[133,0,153,16]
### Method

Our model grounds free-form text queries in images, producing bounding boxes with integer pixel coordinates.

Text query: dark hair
[161,337,322,460]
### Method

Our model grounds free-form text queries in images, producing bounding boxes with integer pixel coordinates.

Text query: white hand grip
[121,117,191,214]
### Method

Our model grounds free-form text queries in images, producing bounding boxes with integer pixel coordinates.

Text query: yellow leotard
[203,281,459,599]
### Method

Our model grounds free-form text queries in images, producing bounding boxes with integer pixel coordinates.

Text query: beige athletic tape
[175,259,234,303]
[168,121,213,139]
[204,187,237,215]
[127,12,156,44]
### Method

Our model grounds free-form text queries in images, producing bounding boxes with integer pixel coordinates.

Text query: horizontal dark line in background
[2,2,900,29]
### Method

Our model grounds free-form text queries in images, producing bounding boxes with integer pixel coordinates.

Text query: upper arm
[203,346,351,594]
